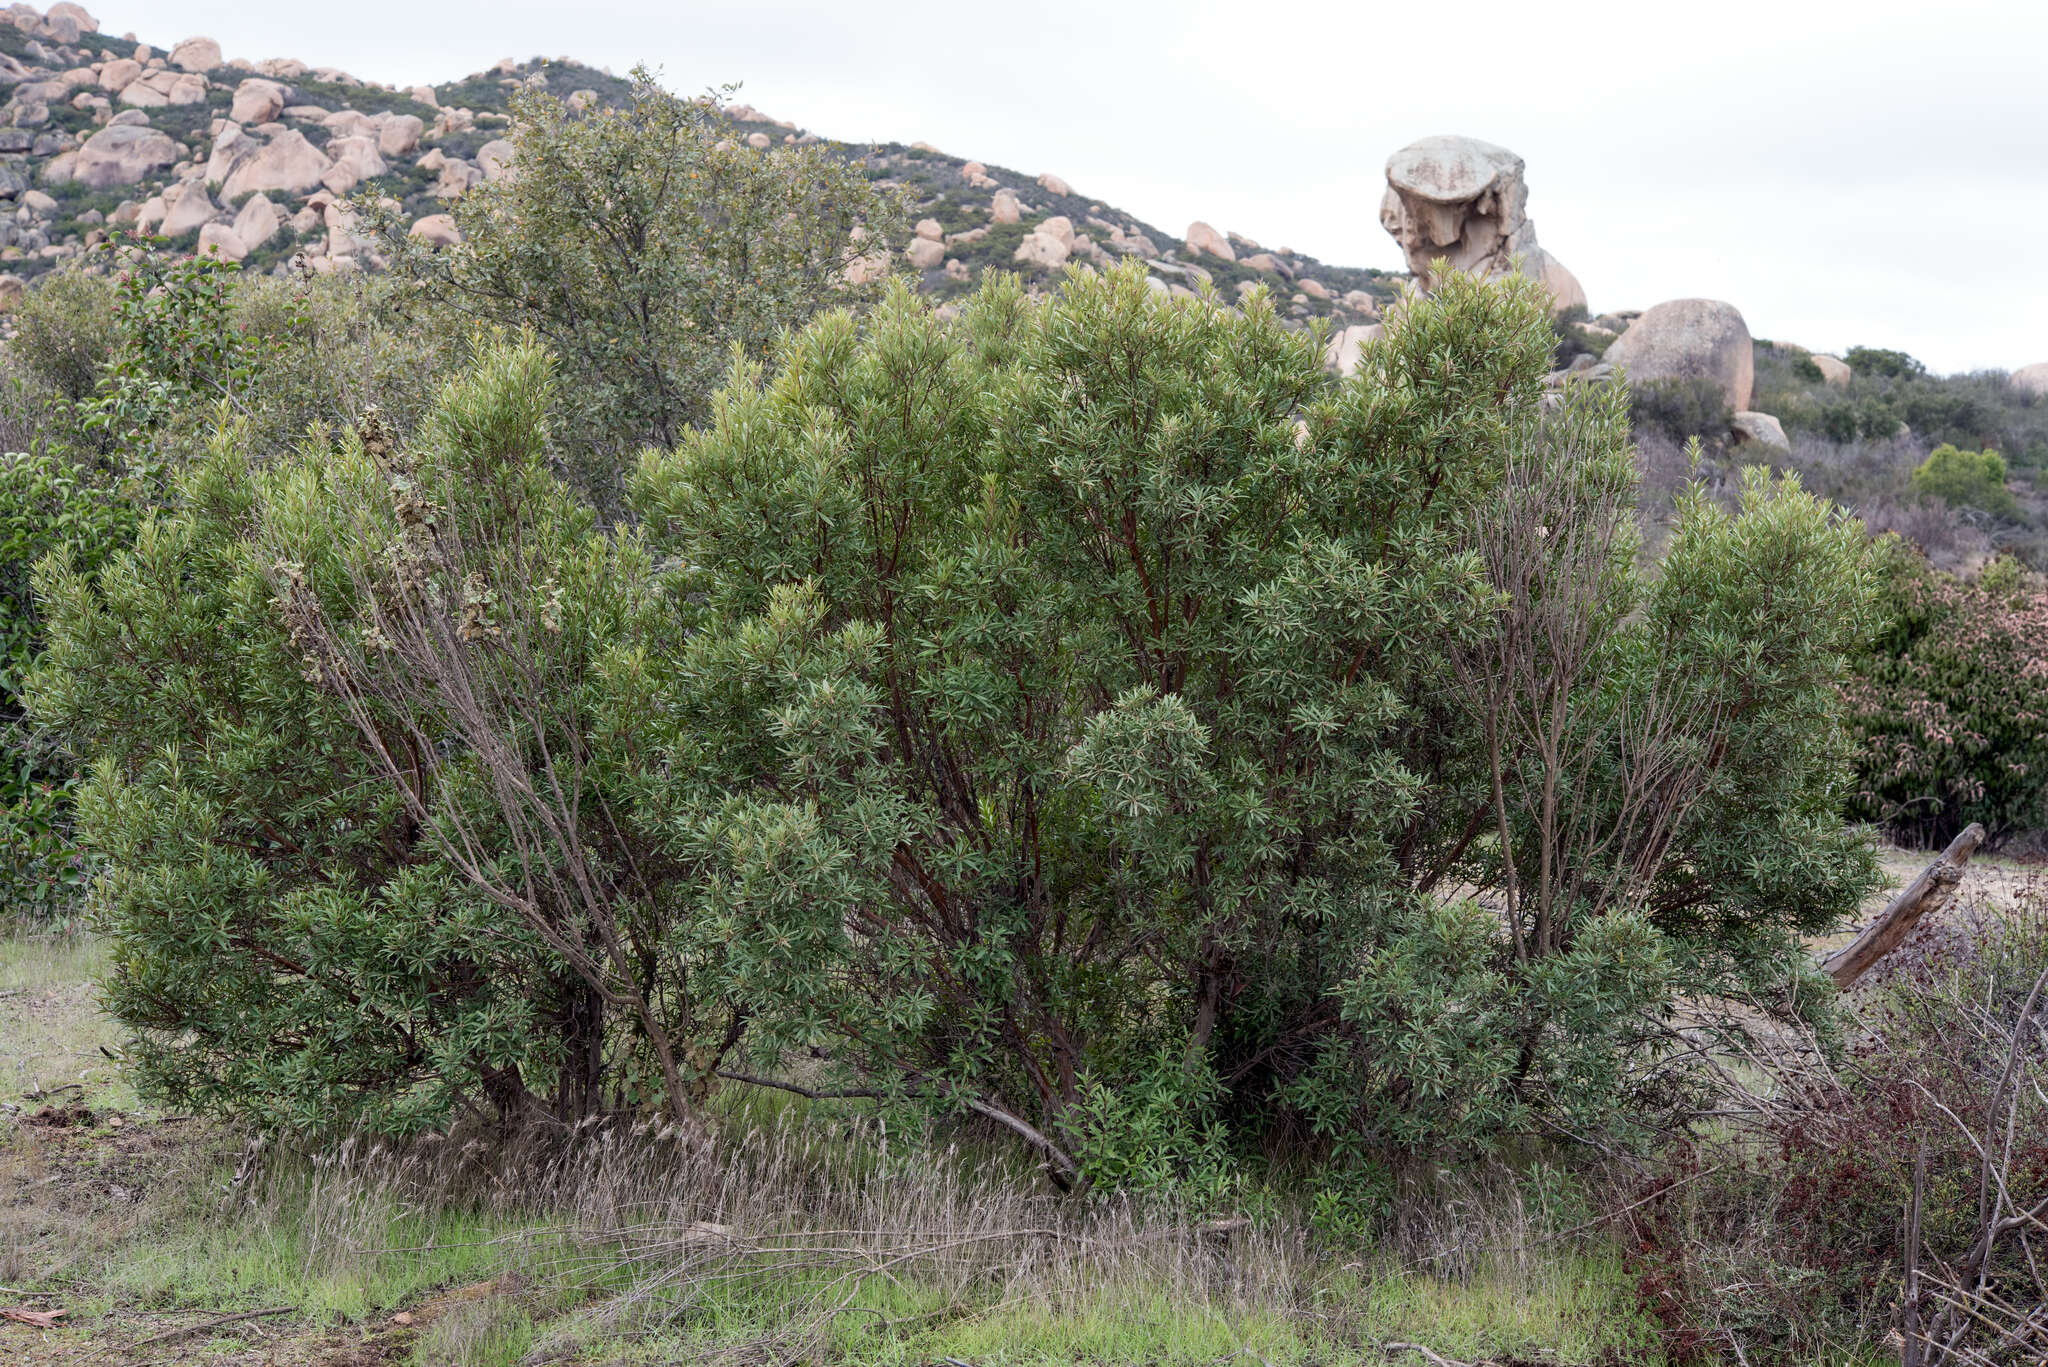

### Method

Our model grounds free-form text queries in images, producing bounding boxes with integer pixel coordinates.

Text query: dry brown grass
[0,928,1664,1365]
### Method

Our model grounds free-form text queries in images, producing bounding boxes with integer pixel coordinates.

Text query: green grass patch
[0,929,137,1111]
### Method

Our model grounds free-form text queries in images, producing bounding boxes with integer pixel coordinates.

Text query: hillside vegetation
[0,8,2043,1366]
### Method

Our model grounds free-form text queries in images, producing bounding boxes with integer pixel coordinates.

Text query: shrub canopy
[1848,549,2048,846]
[1909,443,2019,520]
[380,74,901,501]
[33,265,1885,1187]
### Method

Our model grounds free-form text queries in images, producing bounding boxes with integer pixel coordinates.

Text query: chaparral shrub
[1908,442,2020,521]
[0,449,136,916]
[36,264,1885,1194]
[1847,548,2048,846]
[378,72,902,503]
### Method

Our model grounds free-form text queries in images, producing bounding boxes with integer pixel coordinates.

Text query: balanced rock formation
[2012,363,2048,398]
[1379,135,1584,313]
[1602,299,1755,412]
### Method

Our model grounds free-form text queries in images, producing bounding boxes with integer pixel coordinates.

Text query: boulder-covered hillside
[0,1,1401,332]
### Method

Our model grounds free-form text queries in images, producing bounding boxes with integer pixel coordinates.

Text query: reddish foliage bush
[1847,549,2048,846]
[1613,887,2048,1362]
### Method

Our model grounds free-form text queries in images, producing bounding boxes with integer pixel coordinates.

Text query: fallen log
[1825,823,1986,989]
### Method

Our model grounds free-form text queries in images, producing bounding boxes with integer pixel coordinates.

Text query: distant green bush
[1843,346,1925,380]
[379,71,902,504]
[1909,443,2019,520]
[1756,342,2048,472]
[1549,304,1609,368]
[1629,375,1732,442]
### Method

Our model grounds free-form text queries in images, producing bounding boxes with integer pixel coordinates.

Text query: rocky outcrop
[197,220,244,261]
[1602,299,1754,412]
[1379,135,1583,313]
[431,156,483,198]
[160,183,219,237]
[168,36,222,72]
[96,57,139,92]
[475,139,515,181]
[2011,363,2048,398]
[1812,353,1852,387]
[118,68,206,107]
[1535,255,1586,315]
[205,121,255,185]
[1184,221,1233,262]
[408,213,460,247]
[1731,411,1789,450]
[70,121,179,188]
[377,114,423,160]
[219,129,331,199]
[229,78,287,125]
[321,134,388,194]
[1014,226,1070,269]
[1324,323,1384,377]
[232,192,280,250]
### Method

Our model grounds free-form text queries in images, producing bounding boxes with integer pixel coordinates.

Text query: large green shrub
[0,253,444,919]
[29,382,581,1132]
[1629,375,1733,443]
[1847,549,2048,845]
[0,450,136,915]
[1908,442,2019,520]
[38,266,1885,1187]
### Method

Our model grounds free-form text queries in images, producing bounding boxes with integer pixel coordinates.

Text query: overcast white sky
[105,0,2046,374]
